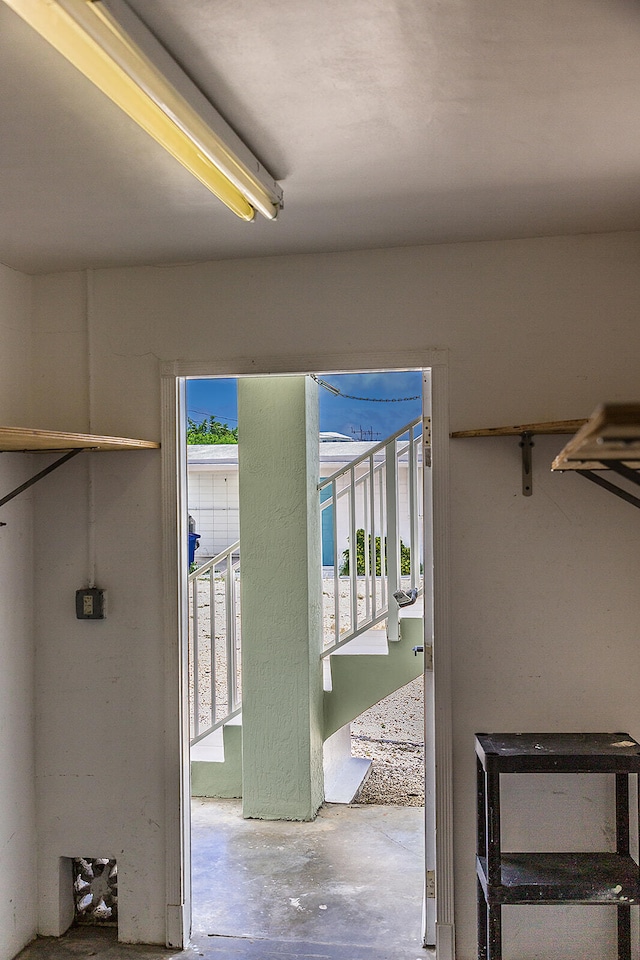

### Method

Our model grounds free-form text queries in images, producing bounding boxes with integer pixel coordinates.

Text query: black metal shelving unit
[475,732,640,960]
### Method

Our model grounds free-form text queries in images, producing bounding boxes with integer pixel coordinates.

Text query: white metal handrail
[188,540,241,745]
[187,418,427,740]
[319,417,427,657]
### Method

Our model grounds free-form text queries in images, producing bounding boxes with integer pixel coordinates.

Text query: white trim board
[430,363,455,957]
[161,375,191,948]
[161,348,448,380]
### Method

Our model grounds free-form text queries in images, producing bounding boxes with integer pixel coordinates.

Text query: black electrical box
[76,588,106,620]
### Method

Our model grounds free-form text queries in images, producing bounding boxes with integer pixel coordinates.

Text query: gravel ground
[190,573,425,806]
[351,676,424,806]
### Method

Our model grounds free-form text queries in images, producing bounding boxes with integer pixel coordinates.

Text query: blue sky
[186,371,423,439]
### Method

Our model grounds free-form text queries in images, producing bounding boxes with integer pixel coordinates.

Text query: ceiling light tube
[2,0,283,221]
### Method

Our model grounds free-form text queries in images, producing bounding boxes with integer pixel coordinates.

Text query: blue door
[320,483,334,567]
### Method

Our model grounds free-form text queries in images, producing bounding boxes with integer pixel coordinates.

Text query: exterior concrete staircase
[191,611,424,801]
[190,414,427,803]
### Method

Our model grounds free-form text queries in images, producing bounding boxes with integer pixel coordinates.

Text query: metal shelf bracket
[519,431,535,497]
[0,449,83,524]
[577,461,640,511]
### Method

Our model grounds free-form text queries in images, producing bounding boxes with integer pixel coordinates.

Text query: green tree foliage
[187,416,238,444]
[340,528,413,576]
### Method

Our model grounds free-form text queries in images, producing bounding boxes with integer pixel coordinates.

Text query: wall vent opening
[72,858,118,925]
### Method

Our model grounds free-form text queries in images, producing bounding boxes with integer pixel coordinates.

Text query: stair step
[323,626,389,691]
[191,727,225,763]
[400,596,424,619]
[324,755,372,804]
[332,626,388,655]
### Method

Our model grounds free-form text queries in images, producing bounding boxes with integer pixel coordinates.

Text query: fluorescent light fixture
[2,0,283,221]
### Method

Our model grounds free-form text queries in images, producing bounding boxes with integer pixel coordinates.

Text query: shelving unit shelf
[476,732,640,960]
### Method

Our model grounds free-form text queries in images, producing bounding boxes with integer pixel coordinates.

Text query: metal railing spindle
[188,540,240,746]
[192,577,200,739]
[319,417,426,657]
[349,467,357,634]
[209,572,216,729]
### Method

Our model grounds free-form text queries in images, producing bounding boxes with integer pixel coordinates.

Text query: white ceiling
[1,0,640,274]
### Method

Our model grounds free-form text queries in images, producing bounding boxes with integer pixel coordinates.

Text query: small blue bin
[188,531,200,567]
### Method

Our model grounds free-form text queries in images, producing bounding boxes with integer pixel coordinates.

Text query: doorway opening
[170,371,435,958]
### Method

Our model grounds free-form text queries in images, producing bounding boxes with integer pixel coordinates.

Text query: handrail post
[349,467,358,634]
[409,424,420,590]
[225,558,234,714]
[188,540,242,746]
[332,479,339,637]
[232,559,240,710]
[378,468,387,610]
[385,438,400,641]
[368,454,377,620]
[191,579,200,739]
[209,572,216,729]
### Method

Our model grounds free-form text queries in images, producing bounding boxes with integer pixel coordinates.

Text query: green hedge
[340,528,413,576]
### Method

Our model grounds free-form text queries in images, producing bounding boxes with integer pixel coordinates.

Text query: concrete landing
[191,799,428,958]
[15,926,431,960]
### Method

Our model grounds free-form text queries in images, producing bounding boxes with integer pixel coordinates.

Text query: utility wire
[340,391,420,402]
[188,407,238,423]
[312,375,419,403]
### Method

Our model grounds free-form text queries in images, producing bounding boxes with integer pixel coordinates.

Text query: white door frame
[160,349,454,956]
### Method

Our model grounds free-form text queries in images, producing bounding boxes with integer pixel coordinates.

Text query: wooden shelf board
[0,426,160,452]
[451,419,587,439]
[551,458,640,472]
[552,404,640,471]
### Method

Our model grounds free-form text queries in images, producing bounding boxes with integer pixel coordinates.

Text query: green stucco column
[238,376,323,820]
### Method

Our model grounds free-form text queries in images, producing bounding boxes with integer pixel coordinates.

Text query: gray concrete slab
[14,801,433,960]
[191,799,428,958]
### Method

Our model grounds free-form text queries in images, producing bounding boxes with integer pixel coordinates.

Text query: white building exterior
[188,439,422,564]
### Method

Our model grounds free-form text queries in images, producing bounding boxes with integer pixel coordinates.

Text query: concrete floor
[16,799,432,960]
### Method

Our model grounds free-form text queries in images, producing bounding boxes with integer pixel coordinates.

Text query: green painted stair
[191,714,243,798]
[323,615,424,740]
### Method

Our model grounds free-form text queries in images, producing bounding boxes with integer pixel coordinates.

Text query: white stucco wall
[29,231,640,956]
[188,467,239,559]
[0,263,37,960]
